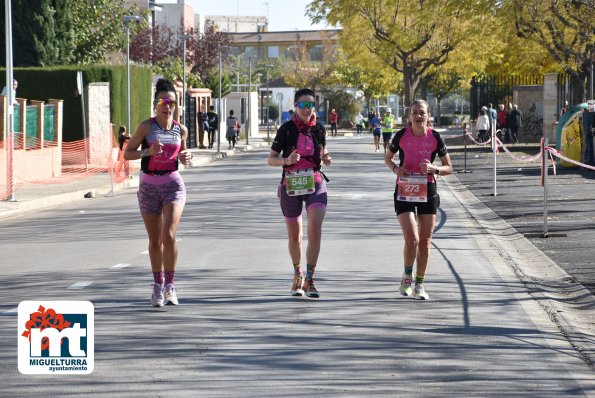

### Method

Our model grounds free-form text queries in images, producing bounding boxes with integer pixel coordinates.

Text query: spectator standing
[226,110,239,149]
[117,125,131,178]
[206,105,218,149]
[329,108,338,136]
[476,109,490,142]
[198,105,209,149]
[509,104,523,144]
[487,103,498,134]
[354,113,364,136]
[497,104,509,142]
[1,79,18,104]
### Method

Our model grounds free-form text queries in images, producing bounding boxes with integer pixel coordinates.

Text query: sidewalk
[0,137,269,220]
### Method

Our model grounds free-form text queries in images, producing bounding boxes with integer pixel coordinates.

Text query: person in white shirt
[354,113,364,136]
[476,108,490,142]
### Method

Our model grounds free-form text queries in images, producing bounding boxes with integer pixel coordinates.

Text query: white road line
[112,263,130,269]
[140,250,149,255]
[3,307,17,315]
[67,282,93,290]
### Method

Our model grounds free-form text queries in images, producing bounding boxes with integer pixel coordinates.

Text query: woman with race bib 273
[384,99,452,300]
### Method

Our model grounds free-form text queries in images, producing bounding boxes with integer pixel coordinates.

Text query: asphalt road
[0,136,593,397]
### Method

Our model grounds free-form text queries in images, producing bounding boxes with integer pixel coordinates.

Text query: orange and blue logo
[18,301,94,374]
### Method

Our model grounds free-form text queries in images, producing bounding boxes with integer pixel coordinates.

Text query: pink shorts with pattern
[137,172,186,215]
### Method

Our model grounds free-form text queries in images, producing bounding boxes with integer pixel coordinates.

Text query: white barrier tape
[495,137,542,162]
[549,148,557,175]
[546,147,595,171]
[464,132,492,146]
[442,133,466,140]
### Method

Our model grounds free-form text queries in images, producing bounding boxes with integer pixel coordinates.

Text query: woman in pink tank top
[384,100,453,301]
[124,78,193,307]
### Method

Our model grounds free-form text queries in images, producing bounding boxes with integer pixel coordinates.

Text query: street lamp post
[123,15,140,135]
[247,58,253,145]
[179,34,193,124]
[148,1,162,65]
[218,45,236,153]
[265,64,274,142]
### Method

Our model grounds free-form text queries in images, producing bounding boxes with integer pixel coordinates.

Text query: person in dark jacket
[509,104,523,144]
[206,105,218,149]
[198,105,209,149]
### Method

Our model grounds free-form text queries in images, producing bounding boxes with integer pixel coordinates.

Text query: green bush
[267,104,279,121]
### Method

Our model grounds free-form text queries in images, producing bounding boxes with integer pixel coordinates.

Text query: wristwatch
[434,168,440,175]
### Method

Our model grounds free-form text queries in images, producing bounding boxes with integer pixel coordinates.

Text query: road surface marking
[67,282,93,290]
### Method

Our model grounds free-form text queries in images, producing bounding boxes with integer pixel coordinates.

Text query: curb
[443,174,595,369]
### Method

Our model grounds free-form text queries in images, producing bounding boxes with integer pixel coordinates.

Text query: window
[268,46,279,58]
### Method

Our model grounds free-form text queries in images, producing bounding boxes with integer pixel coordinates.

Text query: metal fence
[470,74,544,119]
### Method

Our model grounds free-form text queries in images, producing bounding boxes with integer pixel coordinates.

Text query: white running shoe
[399,274,413,297]
[151,283,164,307]
[413,283,429,300]
[164,283,179,305]
[290,274,305,296]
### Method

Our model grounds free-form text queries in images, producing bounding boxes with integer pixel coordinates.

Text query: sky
[184,0,331,31]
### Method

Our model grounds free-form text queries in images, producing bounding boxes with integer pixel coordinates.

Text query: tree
[70,0,138,65]
[155,56,202,88]
[187,30,232,81]
[323,90,361,123]
[425,69,463,124]
[308,0,497,109]
[129,23,179,65]
[0,0,73,66]
[281,36,339,91]
[203,69,232,99]
[51,0,75,65]
[510,0,595,103]
[330,58,400,111]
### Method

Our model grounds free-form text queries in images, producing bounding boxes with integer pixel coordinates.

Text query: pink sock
[152,271,164,284]
[165,270,175,285]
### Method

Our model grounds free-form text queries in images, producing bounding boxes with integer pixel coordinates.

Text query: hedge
[1,65,152,142]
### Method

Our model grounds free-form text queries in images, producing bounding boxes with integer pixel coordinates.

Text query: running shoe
[413,283,429,300]
[399,274,413,297]
[303,278,320,298]
[164,283,179,305]
[151,283,164,307]
[290,273,305,296]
